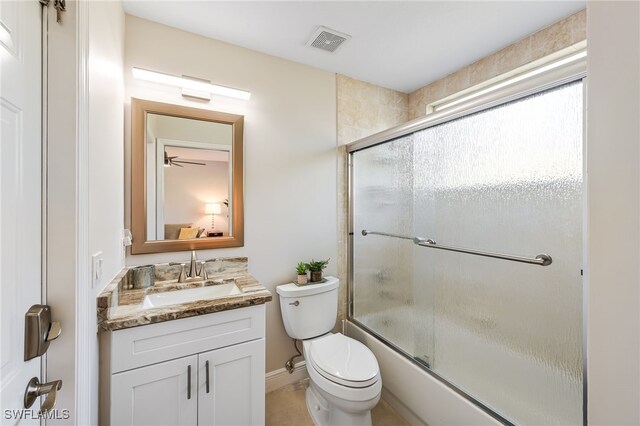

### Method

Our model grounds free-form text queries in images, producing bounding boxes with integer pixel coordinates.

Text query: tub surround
[335,9,586,146]
[97,256,271,331]
[408,9,586,120]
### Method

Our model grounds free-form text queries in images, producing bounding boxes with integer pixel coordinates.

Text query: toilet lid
[308,334,379,388]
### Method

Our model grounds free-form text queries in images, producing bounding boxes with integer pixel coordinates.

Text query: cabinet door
[198,339,265,426]
[111,355,198,426]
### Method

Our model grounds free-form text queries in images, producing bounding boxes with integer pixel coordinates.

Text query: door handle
[24,304,61,361]
[47,321,62,341]
[24,377,62,413]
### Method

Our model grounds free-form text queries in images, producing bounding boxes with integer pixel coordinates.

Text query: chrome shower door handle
[24,377,62,412]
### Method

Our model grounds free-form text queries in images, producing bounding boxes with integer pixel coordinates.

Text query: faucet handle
[169,262,187,283]
[198,261,208,280]
[177,263,187,283]
[168,262,189,283]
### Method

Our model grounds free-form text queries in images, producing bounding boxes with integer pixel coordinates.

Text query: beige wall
[408,9,586,120]
[336,75,409,145]
[124,16,337,373]
[586,1,640,424]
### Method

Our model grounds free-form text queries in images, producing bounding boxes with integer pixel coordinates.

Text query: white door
[198,339,265,426]
[111,355,198,426]
[0,0,43,423]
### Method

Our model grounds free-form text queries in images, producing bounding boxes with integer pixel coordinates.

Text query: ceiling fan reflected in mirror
[164,150,206,167]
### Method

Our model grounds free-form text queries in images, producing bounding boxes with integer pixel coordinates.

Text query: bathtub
[346,305,582,425]
[345,318,501,426]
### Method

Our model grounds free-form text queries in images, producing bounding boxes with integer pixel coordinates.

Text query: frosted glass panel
[352,136,421,354]
[352,81,583,425]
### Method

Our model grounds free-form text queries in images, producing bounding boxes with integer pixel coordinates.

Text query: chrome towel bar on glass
[360,230,552,266]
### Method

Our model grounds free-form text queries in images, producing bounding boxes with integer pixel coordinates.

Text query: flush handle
[289,301,299,307]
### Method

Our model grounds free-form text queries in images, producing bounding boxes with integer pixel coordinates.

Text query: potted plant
[296,262,309,285]
[307,259,329,283]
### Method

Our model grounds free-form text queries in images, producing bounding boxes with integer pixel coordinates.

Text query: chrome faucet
[188,250,198,279]
[174,251,208,283]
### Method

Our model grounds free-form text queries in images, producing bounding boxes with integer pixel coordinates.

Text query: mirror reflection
[131,98,244,254]
[145,113,232,241]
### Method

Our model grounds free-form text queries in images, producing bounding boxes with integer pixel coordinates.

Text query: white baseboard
[266,360,309,393]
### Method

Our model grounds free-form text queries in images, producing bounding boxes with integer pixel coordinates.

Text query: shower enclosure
[348,72,584,425]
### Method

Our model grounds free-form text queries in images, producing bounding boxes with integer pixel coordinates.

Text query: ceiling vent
[306,26,351,53]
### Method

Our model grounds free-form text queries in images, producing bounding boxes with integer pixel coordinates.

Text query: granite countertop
[97,257,271,331]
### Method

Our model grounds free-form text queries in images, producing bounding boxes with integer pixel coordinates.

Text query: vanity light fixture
[132,67,251,101]
[204,203,222,230]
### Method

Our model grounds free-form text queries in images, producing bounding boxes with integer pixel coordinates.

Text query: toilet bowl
[303,333,381,425]
[276,278,382,426]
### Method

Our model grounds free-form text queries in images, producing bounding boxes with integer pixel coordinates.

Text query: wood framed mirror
[131,98,244,254]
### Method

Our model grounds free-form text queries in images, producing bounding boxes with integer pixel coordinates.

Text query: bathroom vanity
[97,257,271,426]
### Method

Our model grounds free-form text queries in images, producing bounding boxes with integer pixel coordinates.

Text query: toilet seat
[307,333,379,388]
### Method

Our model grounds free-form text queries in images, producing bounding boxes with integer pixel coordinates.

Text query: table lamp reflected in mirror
[204,202,222,233]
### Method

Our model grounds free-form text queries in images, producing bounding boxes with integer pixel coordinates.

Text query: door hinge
[40,0,66,24]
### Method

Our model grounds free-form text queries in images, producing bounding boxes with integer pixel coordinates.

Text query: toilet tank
[276,277,339,339]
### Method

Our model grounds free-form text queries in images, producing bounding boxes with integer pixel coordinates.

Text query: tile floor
[266,379,409,426]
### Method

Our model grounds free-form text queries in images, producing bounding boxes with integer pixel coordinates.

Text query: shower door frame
[346,54,587,425]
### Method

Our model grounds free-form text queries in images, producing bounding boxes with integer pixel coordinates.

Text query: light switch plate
[92,251,103,288]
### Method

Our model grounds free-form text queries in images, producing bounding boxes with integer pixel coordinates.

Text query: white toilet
[277,277,382,426]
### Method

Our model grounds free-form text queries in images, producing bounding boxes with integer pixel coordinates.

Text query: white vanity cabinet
[197,339,264,425]
[101,304,265,426]
[111,355,198,425]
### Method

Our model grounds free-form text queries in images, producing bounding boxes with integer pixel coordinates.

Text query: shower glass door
[351,80,583,425]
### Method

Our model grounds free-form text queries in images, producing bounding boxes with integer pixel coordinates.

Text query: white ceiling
[123,1,585,93]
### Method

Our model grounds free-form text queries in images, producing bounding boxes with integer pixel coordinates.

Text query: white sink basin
[142,283,241,309]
